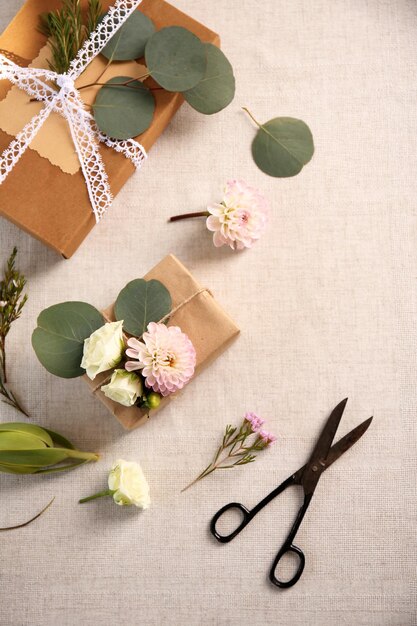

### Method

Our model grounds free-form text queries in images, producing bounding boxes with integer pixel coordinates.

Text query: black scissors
[210,398,373,589]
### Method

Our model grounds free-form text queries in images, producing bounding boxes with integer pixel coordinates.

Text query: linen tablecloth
[0,1,415,624]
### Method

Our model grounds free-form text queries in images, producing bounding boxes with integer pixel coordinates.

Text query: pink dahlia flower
[125,322,196,396]
[206,179,269,250]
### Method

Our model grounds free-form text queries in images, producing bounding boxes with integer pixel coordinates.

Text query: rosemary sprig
[182,413,277,492]
[0,248,28,416]
[39,0,102,74]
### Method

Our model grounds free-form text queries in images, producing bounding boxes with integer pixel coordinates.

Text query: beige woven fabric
[0,0,416,624]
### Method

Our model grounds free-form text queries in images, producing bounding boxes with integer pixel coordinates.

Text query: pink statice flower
[206,179,269,250]
[259,430,277,446]
[245,412,265,433]
[125,322,196,397]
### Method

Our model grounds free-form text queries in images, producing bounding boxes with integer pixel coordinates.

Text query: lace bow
[0,0,147,222]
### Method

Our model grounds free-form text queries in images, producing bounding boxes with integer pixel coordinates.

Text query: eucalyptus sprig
[0,248,28,416]
[182,413,277,492]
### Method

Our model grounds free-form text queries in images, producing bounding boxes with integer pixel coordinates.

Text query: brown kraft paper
[83,255,240,430]
[0,0,220,258]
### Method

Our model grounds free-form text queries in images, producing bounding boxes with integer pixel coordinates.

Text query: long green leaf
[43,428,75,450]
[0,432,47,451]
[0,448,69,467]
[0,423,53,447]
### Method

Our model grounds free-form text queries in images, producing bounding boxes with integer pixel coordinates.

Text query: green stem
[0,497,55,531]
[77,72,151,91]
[59,449,99,462]
[242,107,263,129]
[79,489,113,504]
[169,211,209,223]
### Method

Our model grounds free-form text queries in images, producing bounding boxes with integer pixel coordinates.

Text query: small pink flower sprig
[182,412,276,492]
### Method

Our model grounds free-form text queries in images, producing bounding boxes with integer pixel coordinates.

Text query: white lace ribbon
[0,0,147,222]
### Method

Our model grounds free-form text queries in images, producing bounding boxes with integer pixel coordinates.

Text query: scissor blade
[323,416,373,470]
[307,398,348,466]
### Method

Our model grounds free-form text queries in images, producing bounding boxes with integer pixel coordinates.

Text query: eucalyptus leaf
[32,301,104,379]
[100,10,155,61]
[183,43,235,114]
[93,76,155,140]
[145,26,206,92]
[248,112,314,177]
[115,279,172,337]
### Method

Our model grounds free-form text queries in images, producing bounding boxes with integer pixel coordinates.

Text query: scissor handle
[268,493,312,588]
[269,543,305,588]
[210,502,252,543]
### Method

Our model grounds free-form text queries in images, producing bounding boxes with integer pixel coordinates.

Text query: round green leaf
[115,279,172,337]
[93,76,155,140]
[251,116,314,177]
[32,302,104,379]
[183,43,235,114]
[145,26,206,92]
[100,11,155,61]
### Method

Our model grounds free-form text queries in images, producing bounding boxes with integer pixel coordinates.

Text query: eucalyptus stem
[77,73,151,91]
[242,107,262,129]
[79,489,112,503]
[169,211,209,223]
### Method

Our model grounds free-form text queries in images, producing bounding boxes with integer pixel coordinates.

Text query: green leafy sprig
[182,414,276,492]
[0,248,28,416]
[39,0,102,74]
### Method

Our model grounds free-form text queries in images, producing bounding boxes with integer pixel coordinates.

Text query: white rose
[108,459,150,508]
[101,369,142,407]
[81,321,124,380]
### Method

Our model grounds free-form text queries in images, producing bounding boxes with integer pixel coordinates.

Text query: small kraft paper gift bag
[85,255,240,429]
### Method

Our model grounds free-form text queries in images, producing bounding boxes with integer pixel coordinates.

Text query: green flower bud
[145,392,161,410]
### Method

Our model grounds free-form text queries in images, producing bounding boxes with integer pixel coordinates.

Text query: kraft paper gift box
[84,255,240,430]
[0,0,219,258]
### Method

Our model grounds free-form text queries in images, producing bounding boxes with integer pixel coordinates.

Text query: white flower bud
[101,369,142,407]
[108,459,150,508]
[81,321,124,380]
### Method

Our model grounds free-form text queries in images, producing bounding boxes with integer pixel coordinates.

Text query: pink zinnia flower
[259,430,277,446]
[245,412,265,432]
[125,322,196,397]
[206,179,269,250]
